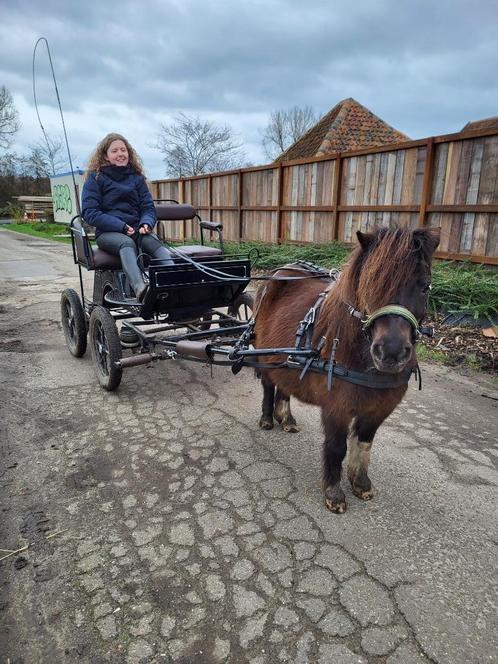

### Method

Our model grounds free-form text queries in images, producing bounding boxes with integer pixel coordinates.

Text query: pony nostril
[402,345,412,360]
[372,343,384,360]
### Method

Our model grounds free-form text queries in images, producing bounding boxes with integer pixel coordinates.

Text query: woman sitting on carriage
[81,132,173,302]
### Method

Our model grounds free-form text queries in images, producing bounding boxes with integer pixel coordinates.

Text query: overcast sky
[1,0,497,179]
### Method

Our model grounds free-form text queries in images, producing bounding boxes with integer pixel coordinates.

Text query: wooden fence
[150,125,498,265]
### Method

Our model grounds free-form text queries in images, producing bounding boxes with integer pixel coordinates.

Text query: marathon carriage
[61,201,255,391]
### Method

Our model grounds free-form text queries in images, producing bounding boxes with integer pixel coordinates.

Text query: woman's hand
[124,225,135,236]
[139,224,152,235]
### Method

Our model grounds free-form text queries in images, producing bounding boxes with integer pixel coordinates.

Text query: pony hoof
[325,498,347,513]
[259,417,274,430]
[282,422,299,433]
[352,486,374,501]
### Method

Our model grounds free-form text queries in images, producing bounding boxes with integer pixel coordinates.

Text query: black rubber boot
[119,246,148,301]
[150,245,174,265]
[142,235,175,266]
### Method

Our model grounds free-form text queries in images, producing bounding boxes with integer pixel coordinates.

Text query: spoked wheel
[61,288,87,357]
[89,306,123,391]
[227,292,254,323]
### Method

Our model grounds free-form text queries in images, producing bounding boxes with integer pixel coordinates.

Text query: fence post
[237,169,243,241]
[178,178,186,240]
[277,162,284,243]
[208,174,212,220]
[418,138,435,227]
[331,154,342,241]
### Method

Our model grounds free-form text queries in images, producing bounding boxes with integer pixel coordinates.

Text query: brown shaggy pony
[253,227,440,513]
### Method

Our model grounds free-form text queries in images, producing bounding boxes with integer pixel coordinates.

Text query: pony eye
[421,283,432,294]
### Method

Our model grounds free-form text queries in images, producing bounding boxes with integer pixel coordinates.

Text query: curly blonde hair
[85,133,145,178]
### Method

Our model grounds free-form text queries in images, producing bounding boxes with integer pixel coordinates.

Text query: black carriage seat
[70,202,224,271]
[154,202,224,257]
[70,216,121,271]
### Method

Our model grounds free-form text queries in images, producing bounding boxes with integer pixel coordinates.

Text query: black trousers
[96,231,174,265]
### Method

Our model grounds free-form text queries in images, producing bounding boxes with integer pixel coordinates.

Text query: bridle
[345,303,433,340]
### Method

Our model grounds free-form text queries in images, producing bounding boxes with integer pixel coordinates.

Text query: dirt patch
[420,315,497,373]
[65,455,114,489]
[0,339,26,353]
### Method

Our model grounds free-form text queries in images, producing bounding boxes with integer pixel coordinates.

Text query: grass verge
[415,344,450,365]
[5,222,72,244]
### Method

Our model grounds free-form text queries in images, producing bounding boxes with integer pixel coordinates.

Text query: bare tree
[0,86,21,150]
[28,135,68,177]
[0,152,50,208]
[261,105,319,160]
[155,112,246,177]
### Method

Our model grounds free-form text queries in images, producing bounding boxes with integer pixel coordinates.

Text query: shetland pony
[254,227,440,512]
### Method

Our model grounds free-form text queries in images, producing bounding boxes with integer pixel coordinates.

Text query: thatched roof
[275,98,410,162]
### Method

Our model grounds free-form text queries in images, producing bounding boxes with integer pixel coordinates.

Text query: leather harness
[245,261,427,391]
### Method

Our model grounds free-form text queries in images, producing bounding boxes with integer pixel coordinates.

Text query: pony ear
[414,227,441,255]
[356,231,374,251]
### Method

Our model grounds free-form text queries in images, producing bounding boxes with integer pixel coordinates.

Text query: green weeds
[430,261,497,323]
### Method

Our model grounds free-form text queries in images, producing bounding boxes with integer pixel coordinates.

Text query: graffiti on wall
[52,184,73,214]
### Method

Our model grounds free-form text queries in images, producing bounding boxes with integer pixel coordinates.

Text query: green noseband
[362,305,419,333]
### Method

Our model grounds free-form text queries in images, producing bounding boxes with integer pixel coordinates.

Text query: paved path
[1,229,497,664]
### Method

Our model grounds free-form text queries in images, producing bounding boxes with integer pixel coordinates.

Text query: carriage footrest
[104,290,140,306]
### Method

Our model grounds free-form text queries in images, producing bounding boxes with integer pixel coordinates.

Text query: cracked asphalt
[1,228,497,664]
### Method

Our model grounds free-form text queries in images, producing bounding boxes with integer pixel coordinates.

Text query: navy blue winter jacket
[81,165,156,237]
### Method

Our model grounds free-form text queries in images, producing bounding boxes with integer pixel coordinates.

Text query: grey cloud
[1,0,497,176]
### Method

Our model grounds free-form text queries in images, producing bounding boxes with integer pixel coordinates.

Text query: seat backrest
[70,216,95,270]
[155,203,196,221]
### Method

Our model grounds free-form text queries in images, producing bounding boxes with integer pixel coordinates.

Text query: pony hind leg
[347,417,383,501]
[273,389,299,433]
[259,374,275,430]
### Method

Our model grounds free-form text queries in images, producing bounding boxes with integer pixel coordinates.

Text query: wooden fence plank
[392,150,405,205]
[486,213,498,256]
[344,157,357,242]
[478,135,498,204]
[401,148,417,205]
[461,139,483,251]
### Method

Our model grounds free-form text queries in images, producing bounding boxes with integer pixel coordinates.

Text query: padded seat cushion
[176,245,222,258]
[92,248,122,269]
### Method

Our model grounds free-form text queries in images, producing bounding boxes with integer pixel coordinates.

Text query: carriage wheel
[227,292,254,323]
[89,306,123,391]
[61,288,87,357]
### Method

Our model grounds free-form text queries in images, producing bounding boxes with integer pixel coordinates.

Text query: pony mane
[336,227,433,312]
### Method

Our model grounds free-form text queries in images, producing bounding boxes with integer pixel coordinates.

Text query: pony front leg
[347,417,383,500]
[273,389,299,433]
[322,413,349,513]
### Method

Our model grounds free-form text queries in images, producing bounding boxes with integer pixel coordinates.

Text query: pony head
[351,227,440,373]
